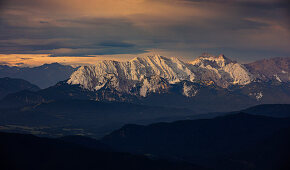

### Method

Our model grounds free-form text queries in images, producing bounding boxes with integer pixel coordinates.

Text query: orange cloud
[0,53,147,67]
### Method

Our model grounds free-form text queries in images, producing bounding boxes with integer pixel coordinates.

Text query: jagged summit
[130,55,185,66]
[190,53,234,67]
[131,54,164,60]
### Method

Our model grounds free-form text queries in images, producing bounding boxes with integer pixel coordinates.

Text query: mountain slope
[0,77,40,99]
[0,63,78,88]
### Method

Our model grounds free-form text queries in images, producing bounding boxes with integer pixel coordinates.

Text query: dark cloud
[0,61,10,65]
[20,57,33,60]
[99,41,135,48]
[0,15,150,56]
[0,0,289,60]
[181,0,289,23]
[39,21,49,24]
[15,62,24,65]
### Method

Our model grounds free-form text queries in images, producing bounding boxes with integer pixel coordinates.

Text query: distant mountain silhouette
[0,77,40,99]
[0,132,202,170]
[242,104,290,117]
[0,63,77,88]
[213,127,290,170]
[101,113,290,169]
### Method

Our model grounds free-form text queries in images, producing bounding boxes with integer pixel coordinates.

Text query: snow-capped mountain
[68,54,253,97]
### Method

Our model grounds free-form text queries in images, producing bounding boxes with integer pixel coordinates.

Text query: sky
[0,0,289,66]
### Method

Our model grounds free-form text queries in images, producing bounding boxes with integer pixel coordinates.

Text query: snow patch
[274,74,282,82]
[249,91,263,101]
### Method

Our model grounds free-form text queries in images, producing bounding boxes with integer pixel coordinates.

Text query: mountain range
[68,54,252,96]
[0,54,289,113]
[68,54,289,95]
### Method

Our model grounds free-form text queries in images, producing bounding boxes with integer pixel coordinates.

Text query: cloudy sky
[0,0,289,66]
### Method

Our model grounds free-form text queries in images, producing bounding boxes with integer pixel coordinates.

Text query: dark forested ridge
[0,132,202,170]
[101,113,290,169]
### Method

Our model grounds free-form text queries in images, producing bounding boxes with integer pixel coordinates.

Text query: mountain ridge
[101,113,290,169]
[68,54,255,98]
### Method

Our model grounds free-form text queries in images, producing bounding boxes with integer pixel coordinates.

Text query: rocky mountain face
[189,54,253,87]
[245,57,290,82]
[0,63,78,88]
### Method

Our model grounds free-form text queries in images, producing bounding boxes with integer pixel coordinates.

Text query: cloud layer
[0,0,289,61]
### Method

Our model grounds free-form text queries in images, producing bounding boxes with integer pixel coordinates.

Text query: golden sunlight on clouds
[0,52,155,67]
[45,0,208,18]
[3,0,217,27]
[0,50,194,67]
[0,54,131,67]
